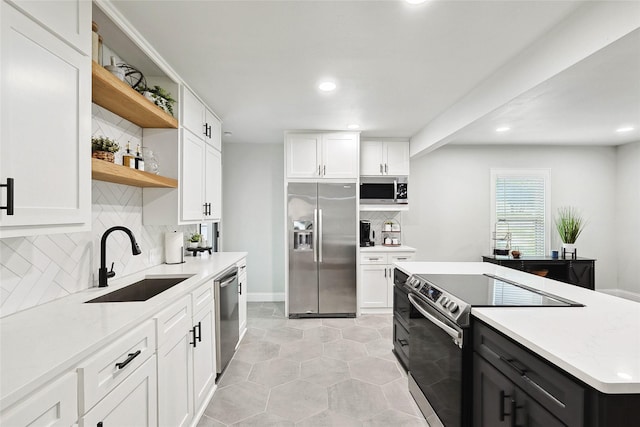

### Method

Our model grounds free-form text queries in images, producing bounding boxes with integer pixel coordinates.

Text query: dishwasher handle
[219,275,237,288]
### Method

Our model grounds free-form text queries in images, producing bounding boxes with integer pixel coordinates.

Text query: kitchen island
[394,261,640,426]
[0,252,247,424]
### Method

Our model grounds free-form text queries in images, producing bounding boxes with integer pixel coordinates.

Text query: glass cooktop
[416,274,583,307]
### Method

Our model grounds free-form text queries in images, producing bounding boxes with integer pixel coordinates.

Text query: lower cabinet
[237,257,248,337]
[360,251,414,310]
[156,283,217,427]
[80,356,158,427]
[0,371,78,426]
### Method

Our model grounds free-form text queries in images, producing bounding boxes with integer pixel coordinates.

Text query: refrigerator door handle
[313,208,318,263]
[318,208,323,263]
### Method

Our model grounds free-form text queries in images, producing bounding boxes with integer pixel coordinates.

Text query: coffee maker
[360,220,375,247]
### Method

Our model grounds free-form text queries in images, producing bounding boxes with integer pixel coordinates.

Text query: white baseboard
[597,288,640,303]
[247,292,285,302]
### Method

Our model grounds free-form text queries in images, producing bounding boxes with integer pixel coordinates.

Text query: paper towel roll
[165,231,184,264]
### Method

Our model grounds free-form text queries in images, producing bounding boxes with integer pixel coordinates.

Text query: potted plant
[140,85,176,116]
[554,206,586,258]
[188,233,201,248]
[91,136,120,163]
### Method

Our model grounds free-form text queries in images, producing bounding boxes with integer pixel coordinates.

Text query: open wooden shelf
[92,158,178,188]
[91,61,178,129]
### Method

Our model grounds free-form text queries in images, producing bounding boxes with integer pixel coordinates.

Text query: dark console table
[482,255,595,290]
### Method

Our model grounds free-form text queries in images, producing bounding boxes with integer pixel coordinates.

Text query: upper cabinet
[0,0,91,238]
[285,132,359,179]
[182,87,221,151]
[7,0,91,55]
[360,140,410,176]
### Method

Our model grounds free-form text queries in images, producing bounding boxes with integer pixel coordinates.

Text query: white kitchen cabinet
[360,251,414,310]
[0,1,90,238]
[7,0,91,54]
[0,372,77,426]
[205,144,222,222]
[182,86,222,151]
[285,132,359,179]
[156,283,218,427]
[80,356,157,427]
[143,128,222,225]
[237,257,248,337]
[156,295,194,427]
[360,140,410,176]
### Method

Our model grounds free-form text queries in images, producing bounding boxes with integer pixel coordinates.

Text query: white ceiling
[106,0,638,148]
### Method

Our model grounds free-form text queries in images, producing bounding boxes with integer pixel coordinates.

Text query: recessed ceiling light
[347,124,360,130]
[616,126,635,133]
[318,81,336,92]
[496,126,511,133]
[406,0,428,4]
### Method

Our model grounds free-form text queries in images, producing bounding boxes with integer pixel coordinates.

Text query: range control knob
[449,302,459,313]
[440,296,449,306]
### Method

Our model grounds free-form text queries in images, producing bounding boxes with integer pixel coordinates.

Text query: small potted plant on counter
[555,206,586,259]
[140,85,176,116]
[91,136,120,163]
[188,233,201,248]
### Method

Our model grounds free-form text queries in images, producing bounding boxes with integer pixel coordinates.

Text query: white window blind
[493,171,548,256]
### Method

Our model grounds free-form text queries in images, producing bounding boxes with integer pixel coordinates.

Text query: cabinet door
[81,356,158,427]
[361,265,390,308]
[0,372,77,426]
[205,109,221,151]
[238,260,248,335]
[322,133,359,179]
[285,133,321,178]
[473,355,514,427]
[0,3,90,237]
[181,129,205,222]
[515,388,565,427]
[204,145,222,221]
[157,324,194,427]
[8,0,91,54]
[181,86,205,138]
[193,304,216,412]
[360,140,384,176]
[384,141,410,176]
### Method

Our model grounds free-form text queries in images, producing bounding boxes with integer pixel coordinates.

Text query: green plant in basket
[189,233,201,243]
[554,206,586,244]
[91,136,120,153]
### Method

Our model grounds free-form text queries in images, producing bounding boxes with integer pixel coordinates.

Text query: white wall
[402,144,618,290]
[615,141,640,295]
[222,143,285,301]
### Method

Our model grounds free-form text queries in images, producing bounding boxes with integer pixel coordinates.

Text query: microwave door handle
[393,179,398,203]
[408,294,462,344]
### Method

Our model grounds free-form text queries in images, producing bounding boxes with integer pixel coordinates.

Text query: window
[490,169,550,257]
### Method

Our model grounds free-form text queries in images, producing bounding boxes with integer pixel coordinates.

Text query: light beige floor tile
[267,379,329,422]
[295,409,363,427]
[323,339,367,361]
[363,409,429,427]
[303,326,342,343]
[301,356,350,387]
[327,379,388,420]
[280,339,324,362]
[233,340,281,364]
[204,381,270,425]
[232,412,295,427]
[342,325,382,343]
[248,357,301,387]
[349,356,403,385]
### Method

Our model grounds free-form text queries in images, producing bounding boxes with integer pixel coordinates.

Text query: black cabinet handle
[203,123,208,137]
[239,282,242,295]
[97,422,103,427]
[115,350,141,369]
[499,390,514,422]
[208,203,212,216]
[1,177,14,215]
[196,321,202,342]
[190,326,197,348]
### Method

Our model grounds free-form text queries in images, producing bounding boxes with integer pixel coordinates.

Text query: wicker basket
[92,151,115,163]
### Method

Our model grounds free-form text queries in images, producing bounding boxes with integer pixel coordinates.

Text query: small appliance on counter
[360,220,375,247]
[164,231,184,264]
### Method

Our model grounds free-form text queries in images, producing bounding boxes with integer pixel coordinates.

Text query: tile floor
[197,302,429,426]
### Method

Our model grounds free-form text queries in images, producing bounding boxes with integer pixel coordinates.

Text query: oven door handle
[408,294,463,347]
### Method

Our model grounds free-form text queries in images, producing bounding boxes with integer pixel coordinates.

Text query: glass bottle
[142,147,159,175]
[122,142,135,168]
[135,144,145,171]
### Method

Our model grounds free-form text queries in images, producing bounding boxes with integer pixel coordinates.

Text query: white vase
[562,243,576,258]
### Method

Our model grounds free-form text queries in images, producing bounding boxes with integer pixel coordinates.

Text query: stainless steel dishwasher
[214,266,239,378]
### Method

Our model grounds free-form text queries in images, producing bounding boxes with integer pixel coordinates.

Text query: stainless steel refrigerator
[287,182,357,317]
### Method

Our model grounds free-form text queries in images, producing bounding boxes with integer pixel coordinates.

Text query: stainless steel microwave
[360,177,408,204]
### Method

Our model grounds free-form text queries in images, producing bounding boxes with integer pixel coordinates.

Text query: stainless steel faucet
[98,226,142,287]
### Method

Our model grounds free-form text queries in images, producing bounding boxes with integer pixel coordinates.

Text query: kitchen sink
[85,276,192,303]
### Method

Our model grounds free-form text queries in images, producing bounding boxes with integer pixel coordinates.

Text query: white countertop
[0,252,247,410]
[395,262,640,394]
[360,245,416,252]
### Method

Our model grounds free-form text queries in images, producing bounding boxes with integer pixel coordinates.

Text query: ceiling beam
[409,1,640,158]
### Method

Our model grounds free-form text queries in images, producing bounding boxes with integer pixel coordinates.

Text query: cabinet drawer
[393,319,409,368]
[192,281,213,316]
[78,320,155,414]
[155,294,192,349]
[1,371,77,426]
[360,253,388,265]
[474,321,585,426]
[389,252,415,263]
